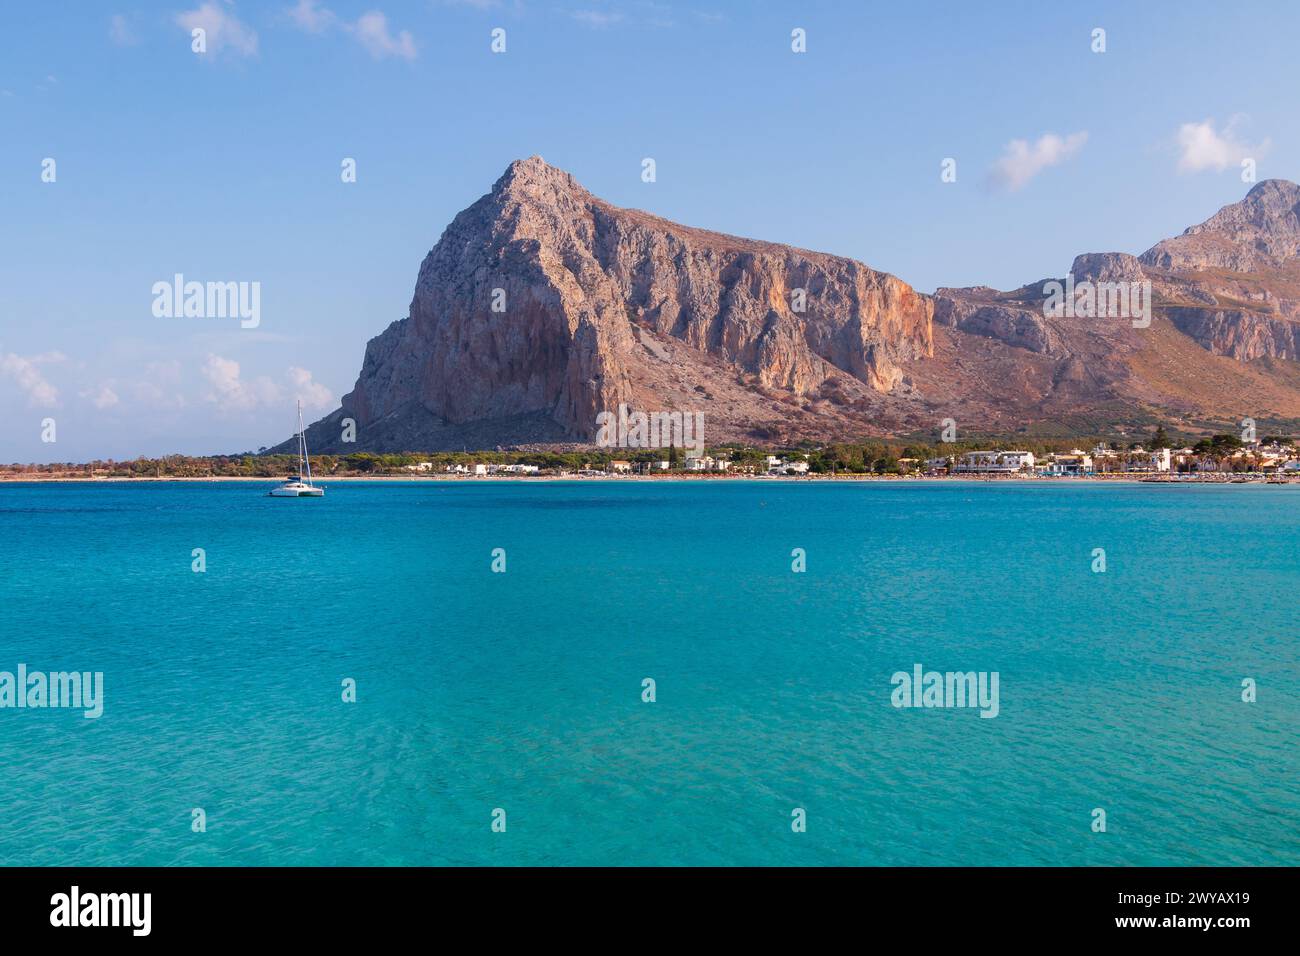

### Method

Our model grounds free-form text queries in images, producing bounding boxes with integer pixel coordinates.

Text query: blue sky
[1,0,1296,460]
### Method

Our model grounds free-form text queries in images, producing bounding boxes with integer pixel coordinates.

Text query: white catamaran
[269,401,325,497]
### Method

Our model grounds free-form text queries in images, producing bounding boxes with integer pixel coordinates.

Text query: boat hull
[268,485,324,497]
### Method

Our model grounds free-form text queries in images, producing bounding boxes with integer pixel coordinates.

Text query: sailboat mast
[298,400,313,484]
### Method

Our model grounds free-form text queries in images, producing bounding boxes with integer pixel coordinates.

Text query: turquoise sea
[0,479,1296,866]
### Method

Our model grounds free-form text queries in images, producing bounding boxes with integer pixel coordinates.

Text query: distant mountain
[285,162,1300,453]
[1143,178,1300,272]
[932,178,1300,436]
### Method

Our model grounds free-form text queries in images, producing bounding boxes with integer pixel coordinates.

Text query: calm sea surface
[0,479,1296,866]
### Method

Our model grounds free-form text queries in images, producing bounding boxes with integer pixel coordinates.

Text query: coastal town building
[765,456,810,475]
[1090,445,1121,472]
[1045,451,1092,476]
[1121,447,1172,473]
[954,451,1036,474]
[685,455,731,472]
[633,460,672,474]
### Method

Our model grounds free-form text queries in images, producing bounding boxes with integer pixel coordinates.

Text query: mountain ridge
[284,160,1300,453]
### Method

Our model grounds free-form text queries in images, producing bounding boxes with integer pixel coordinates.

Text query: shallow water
[0,479,1295,865]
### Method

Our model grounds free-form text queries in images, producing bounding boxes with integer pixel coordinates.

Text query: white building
[1122,447,1171,473]
[765,456,808,475]
[1091,445,1122,473]
[685,455,730,472]
[1045,451,1092,476]
[954,451,1036,474]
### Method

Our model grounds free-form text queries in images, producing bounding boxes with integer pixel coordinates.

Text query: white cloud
[109,14,140,46]
[0,350,64,407]
[286,4,417,60]
[1176,118,1269,174]
[201,357,332,413]
[351,11,417,60]
[286,0,337,33]
[175,2,259,58]
[201,354,282,411]
[288,366,333,409]
[82,385,121,409]
[987,131,1088,192]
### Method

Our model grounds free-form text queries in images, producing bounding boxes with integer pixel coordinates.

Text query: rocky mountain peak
[1141,177,1300,272]
[1186,178,1300,243]
[287,168,1300,455]
[1238,177,1300,216]
[1069,251,1146,284]
[491,155,589,204]
[311,157,935,451]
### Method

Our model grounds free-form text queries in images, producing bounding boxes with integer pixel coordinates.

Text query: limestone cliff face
[1132,179,1300,360]
[932,292,1060,355]
[287,168,1300,453]
[916,180,1300,433]
[341,159,636,444]
[1167,307,1300,361]
[333,157,933,446]
[1070,252,1146,284]
[1141,179,1300,272]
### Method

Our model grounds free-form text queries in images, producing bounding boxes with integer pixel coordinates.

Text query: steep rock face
[284,170,1300,453]
[343,160,638,445]
[1167,307,1300,361]
[932,291,1059,354]
[1070,252,1146,284]
[1131,180,1300,359]
[920,180,1300,430]
[1141,179,1300,272]
[329,157,933,448]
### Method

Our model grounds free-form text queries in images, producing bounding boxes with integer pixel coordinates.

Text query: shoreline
[0,473,1289,486]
